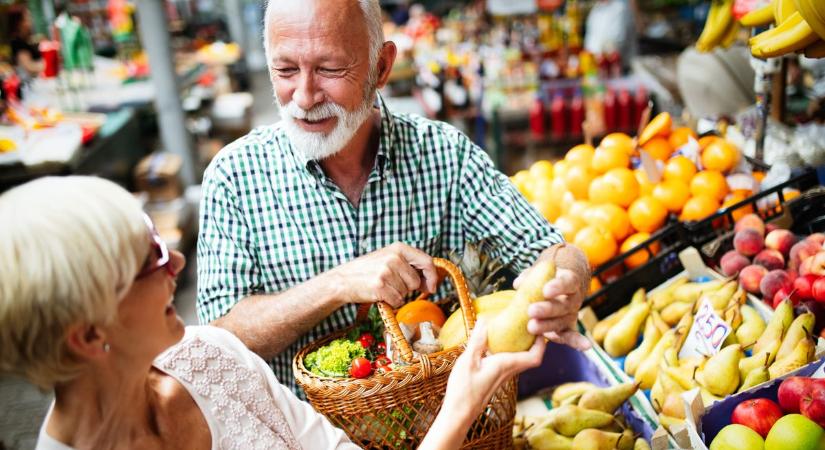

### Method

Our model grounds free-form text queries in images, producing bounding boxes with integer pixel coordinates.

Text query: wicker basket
[294,258,516,449]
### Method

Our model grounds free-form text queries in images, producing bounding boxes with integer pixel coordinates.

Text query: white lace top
[36,326,360,450]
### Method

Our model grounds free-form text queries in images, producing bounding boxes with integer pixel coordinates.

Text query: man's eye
[275,68,297,76]
[319,68,344,75]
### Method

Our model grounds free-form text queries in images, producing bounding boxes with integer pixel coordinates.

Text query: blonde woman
[0,176,545,450]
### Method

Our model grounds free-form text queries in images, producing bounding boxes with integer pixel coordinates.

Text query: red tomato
[375,342,386,355]
[349,357,372,379]
[357,333,375,349]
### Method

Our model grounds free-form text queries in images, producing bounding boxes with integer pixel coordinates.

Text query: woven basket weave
[294,258,516,449]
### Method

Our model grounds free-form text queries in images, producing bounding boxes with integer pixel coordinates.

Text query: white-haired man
[197,0,591,394]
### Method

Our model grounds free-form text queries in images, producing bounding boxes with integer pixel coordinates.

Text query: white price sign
[679,299,732,359]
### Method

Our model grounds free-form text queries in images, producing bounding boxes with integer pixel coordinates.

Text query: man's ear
[65,323,109,360]
[374,41,398,90]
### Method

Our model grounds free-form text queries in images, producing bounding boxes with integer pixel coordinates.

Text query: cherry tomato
[374,355,391,367]
[375,341,386,355]
[349,357,373,379]
[357,333,375,349]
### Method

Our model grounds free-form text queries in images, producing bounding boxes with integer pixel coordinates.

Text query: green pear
[593,306,628,344]
[700,387,724,406]
[649,277,689,311]
[552,382,597,407]
[570,429,625,450]
[547,405,615,437]
[649,310,671,335]
[753,299,794,357]
[697,344,742,396]
[663,364,698,390]
[739,351,771,383]
[672,278,726,304]
[651,365,683,412]
[578,382,639,413]
[661,301,693,326]
[487,260,555,353]
[738,366,769,392]
[769,337,816,379]
[698,280,739,311]
[636,329,678,389]
[736,305,766,350]
[618,429,635,450]
[527,426,574,450]
[776,312,815,361]
[605,302,651,357]
[625,318,662,376]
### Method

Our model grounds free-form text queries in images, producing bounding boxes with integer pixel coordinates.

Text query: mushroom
[412,321,443,355]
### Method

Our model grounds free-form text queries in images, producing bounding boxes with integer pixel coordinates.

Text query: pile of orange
[509,114,753,272]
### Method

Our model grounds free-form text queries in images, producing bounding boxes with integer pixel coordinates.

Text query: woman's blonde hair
[0,176,148,389]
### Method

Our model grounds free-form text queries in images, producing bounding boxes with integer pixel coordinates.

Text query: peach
[754,249,785,271]
[734,228,765,257]
[735,213,766,237]
[807,233,825,247]
[766,223,780,234]
[765,229,798,258]
[790,240,822,271]
[739,264,769,294]
[760,269,794,300]
[720,250,750,277]
[811,252,825,277]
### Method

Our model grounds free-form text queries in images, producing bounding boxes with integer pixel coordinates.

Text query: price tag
[679,299,732,359]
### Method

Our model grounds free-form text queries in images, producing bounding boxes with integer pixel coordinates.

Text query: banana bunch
[740,0,825,58]
[696,0,740,52]
[514,382,651,450]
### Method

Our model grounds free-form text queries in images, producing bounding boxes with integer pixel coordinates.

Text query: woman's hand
[420,319,546,449]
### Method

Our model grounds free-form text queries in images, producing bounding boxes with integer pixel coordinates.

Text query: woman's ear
[65,323,110,360]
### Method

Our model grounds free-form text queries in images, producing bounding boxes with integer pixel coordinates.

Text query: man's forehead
[266,0,369,57]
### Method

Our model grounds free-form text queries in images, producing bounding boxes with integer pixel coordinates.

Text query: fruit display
[696,0,740,53]
[513,381,651,450]
[738,0,825,59]
[706,375,825,450]
[510,115,753,275]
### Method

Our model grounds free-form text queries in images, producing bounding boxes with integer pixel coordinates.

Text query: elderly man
[197,0,591,394]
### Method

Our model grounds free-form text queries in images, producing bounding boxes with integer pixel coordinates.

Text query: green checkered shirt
[196,93,562,394]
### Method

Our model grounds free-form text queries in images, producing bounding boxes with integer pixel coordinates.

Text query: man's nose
[292,72,324,111]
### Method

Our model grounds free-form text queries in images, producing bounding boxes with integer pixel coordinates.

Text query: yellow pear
[439,290,515,349]
[636,329,678,389]
[736,305,766,350]
[672,279,726,304]
[547,405,615,437]
[618,429,635,450]
[697,344,742,396]
[649,310,671,335]
[488,260,555,353]
[605,302,651,357]
[649,277,688,311]
[738,366,769,392]
[571,429,625,450]
[696,280,739,311]
[634,438,652,450]
[593,306,628,344]
[658,413,685,432]
[661,301,693,326]
[723,301,743,330]
[651,363,684,412]
[625,318,662,376]
[578,382,639,413]
[769,337,816,379]
[753,299,794,356]
[551,382,597,407]
[527,426,574,450]
[700,387,724,406]
[739,351,771,382]
[663,364,698,390]
[776,312,815,361]
[661,392,686,419]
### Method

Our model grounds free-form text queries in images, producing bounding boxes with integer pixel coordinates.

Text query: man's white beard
[277,94,374,161]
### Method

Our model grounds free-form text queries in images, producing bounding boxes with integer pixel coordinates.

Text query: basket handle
[355,258,476,364]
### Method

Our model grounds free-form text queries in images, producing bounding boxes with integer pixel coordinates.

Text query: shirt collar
[289,92,397,180]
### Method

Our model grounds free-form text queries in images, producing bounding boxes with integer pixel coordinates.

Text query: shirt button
[360,240,369,252]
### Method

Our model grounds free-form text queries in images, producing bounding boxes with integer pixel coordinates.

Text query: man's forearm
[211,273,344,360]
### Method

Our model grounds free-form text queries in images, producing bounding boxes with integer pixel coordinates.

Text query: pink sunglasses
[135,214,174,280]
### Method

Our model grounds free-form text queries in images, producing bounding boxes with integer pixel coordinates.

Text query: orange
[396,300,446,328]
[620,232,660,269]
[530,176,555,201]
[554,160,571,181]
[701,140,740,173]
[565,144,596,167]
[600,132,635,155]
[680,195,720,222]
[588,167,640,208]
[529,160,555,180]
[641,137,673,162]
[721,191,752,221]
[568,200,593,220]
[510,170,534,200]
[559,189,577,215]
[639,112,672,146]
[628,195,668,233]
[531,196,561,222]
[663,156,698,184]
[586,203,632,241]
[652,179,691,213]
[574,225,618,267]
[564,164,597,200]
[554,215,586,242]
[589,277,602,295]
[591,146,631,174]
[690,170,729,201]
[669,127,698,150]
[635,168,656,196]
[698,135,721,151]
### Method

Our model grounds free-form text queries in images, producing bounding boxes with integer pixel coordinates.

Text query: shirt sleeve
[456,133,564,273]
[196,155,260,324]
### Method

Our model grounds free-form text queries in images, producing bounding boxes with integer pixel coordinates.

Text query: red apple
[796,274,819,300]
[813,277,825,303]
[731,398,784,438]
[761,269,794,300]
[801,382,825,427]
[779,377,815,413]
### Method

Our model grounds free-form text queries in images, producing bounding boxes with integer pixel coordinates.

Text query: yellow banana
[741,1,776,27]
[804,39,825,58]
[794,0,825,42]
[775,0,796,24]
[751,12,818,57]
[722,21,742,47]
[698,0,735,52]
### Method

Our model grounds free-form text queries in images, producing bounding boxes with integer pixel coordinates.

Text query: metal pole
[135,0,196,186]
[223,0,246,50]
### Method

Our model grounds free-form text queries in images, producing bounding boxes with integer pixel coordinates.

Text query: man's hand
[514,244,591,351]
[327,242,438,308]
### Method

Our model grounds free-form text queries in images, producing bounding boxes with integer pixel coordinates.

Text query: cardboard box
[134,152,183,202]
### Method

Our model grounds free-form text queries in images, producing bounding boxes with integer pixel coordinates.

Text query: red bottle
[529,97,546,137]
[550,92,567,141]
[634,87,649,132]
[569,88,584,139]
[617,88,632,133]
[603,88,617,133]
